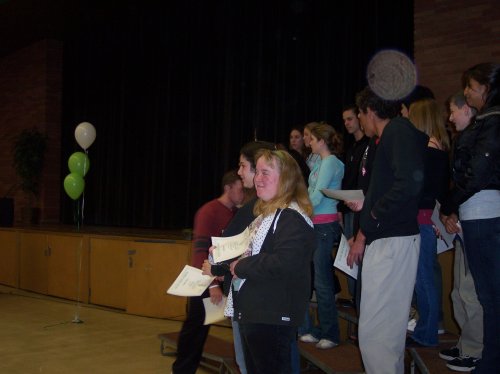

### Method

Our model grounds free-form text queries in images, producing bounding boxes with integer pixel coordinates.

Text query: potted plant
[12,128,48,224]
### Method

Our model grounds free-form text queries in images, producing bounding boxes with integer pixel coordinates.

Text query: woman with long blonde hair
[228,149,316,373]
[406,98,450,348]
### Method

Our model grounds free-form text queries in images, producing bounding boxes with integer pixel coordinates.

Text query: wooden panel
[47,234,90,303]
[89,238,128,309]
[19,232,48,294]
[126,240,190,319]
[0,230,19,287]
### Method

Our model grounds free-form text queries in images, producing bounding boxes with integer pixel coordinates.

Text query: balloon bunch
[63,122,96,201]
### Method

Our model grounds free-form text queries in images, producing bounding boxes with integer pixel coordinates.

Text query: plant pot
[0,198,14,227]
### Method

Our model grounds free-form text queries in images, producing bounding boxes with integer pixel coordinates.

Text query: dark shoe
[405,336,425,348]
[439,346,460,361]
[446,356,480,372]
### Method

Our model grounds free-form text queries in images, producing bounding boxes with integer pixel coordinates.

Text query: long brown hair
[310,123,343,156]
[409,98,450,151]
[253,149,313,217]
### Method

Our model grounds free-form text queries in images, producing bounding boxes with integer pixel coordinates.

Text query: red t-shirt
[191,198,236,269]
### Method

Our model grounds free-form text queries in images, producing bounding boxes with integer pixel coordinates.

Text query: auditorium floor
[0,285,233,373]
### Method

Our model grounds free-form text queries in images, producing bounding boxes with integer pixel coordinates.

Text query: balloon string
[81,150,88,226]
[73,199,79,231]
[81,194,85,225]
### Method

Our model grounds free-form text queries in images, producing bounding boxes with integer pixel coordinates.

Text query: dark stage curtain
[61,0,414,229]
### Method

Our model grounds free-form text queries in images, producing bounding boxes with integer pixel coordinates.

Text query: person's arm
[203,262,231,276]
[191,206,221,291]
[309,157,344,208]
[347,229,366,267]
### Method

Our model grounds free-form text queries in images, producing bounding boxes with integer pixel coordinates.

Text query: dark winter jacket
[360,116,428,245]
[233,208,315,326]
[441,106,500,215]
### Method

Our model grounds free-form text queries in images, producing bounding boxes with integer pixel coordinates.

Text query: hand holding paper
[211,227,250,263]
[202,260,213,276]
[431,203,456,253]
[203,296,227,325]
[166,265,215,296]
[334,234,359,279]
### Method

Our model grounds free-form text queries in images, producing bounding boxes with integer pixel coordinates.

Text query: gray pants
[452,239,483,358]
[359,235,420,374]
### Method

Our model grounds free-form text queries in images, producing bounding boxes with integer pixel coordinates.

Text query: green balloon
[63,173,85,200]
[68,152,90,177]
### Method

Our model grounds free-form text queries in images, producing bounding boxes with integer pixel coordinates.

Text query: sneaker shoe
[439,346,460,361]
[299,334,319,343]
[315,339,338,349]
[446,356,480,372]
[407,318,417,332]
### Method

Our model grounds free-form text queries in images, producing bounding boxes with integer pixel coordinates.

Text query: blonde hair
[409,98,450,151]
[253,149,313,217]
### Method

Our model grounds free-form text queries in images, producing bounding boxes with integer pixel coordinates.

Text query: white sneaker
[407,318,417,332]
[316,339,338,349]
[299,334,319,343]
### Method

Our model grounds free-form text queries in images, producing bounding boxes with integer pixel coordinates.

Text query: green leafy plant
[12,128,48,199]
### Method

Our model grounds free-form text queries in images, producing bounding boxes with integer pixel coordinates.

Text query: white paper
[333,234,358,280]
[211,227,250,263]
[166,265,215,297]
[203,296,227,325]
[431,202,455,254]
[322,189,364,201]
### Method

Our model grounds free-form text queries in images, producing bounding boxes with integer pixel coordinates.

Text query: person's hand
[208,245,216,254]
[443,213,460,234]
[345,199,364,212]
[347,231,366,268]
[209,286,223,305]
[201,260,213,276]
[229,259,239,277]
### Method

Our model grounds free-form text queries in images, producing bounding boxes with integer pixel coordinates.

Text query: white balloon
[74,122,96,150]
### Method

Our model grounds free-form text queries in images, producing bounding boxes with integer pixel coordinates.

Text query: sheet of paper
[431,202,455,254]
[322,189,364,201]
[211,227,250,263]
[166,265,215,297]
[203,296,227,325]
[333,234,358,280]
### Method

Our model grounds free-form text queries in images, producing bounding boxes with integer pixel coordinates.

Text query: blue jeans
[297,307,313,336]
[434,256,444,324]
[239,322,295,374]
[290,337,300,374]
[310,221,341,342]
[412,224,439,346]
[232,319,247,374]
[462,217,500,374]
